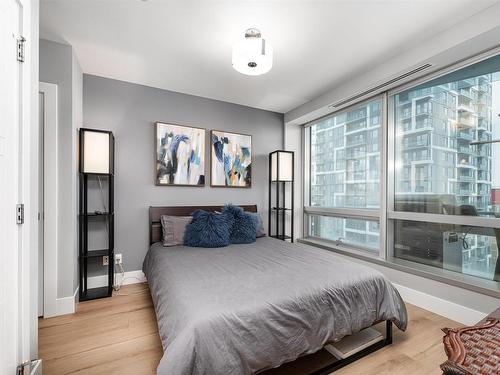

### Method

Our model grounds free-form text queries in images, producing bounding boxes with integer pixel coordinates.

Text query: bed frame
[311,321,393,374]
[149,205,257,244]
[148,205,393,373]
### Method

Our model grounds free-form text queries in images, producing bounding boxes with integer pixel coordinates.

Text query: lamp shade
[271,150,293,182]
[79,128,114,174]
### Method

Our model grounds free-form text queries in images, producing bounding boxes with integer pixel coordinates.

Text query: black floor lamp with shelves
[78,128,115,301]
[268,150,294,242]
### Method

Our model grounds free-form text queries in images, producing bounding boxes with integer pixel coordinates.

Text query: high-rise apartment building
[310,99,382,250]
[310,76,496,278]
[395,76,493,210]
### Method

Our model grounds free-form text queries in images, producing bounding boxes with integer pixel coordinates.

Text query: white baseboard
[31,359,42,375]
[393,283,487,326]
[87,270,146,289]
[54,287,78,316]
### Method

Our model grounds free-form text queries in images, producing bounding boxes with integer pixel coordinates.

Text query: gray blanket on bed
[142,237,407,375]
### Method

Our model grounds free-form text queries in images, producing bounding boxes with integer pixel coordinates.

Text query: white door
[0,0,34,373]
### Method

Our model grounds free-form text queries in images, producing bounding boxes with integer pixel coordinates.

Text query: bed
[143,205,408,375]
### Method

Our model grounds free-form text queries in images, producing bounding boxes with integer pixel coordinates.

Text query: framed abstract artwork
[210,130,252,188]
[155,122,205,186]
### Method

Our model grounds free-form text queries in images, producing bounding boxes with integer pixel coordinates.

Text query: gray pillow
[161,215,192,247]
[250,212,266,238]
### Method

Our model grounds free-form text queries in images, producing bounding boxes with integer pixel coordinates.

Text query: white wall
[284,123,303,240]
[39,39,82,299]
[285,3,500,126]
[71,54,82,293]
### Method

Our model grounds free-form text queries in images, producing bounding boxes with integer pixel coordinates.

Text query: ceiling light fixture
[232,28,273,76]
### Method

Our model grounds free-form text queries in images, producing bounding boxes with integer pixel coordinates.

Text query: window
[305,52,500,291]
[309,215,379,253]
[393,220,498,282]
[310,98,382,209]
[307,98,382,254]
[390,54,500,283]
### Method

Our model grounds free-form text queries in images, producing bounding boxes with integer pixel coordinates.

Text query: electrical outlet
[115,253,123,265]
[102,256,109,266]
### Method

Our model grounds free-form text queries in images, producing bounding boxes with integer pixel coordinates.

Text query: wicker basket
[441,319,500,374]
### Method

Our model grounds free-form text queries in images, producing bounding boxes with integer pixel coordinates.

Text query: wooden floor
[39,283,459,375]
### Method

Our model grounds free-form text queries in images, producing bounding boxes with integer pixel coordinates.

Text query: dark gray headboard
[149,205,258,244]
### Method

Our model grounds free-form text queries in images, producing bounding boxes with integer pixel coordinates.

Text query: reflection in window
[394,220,500,282]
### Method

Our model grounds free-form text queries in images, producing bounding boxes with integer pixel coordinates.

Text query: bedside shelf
[80,172,114,177]
[79,128,115,302]
[80,212,113,217]
[81,249,110,258]
[269,150,295,243]
[270,235,292,240]
[79,286,111,302]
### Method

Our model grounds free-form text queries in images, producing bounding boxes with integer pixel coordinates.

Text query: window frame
[302,47,500,297]
[303,94,387,259]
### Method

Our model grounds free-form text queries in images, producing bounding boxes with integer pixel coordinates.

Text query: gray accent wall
[83,74,283,274]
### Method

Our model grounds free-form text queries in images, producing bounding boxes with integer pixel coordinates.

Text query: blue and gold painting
[156,122,205,186]
[211,130,251,187]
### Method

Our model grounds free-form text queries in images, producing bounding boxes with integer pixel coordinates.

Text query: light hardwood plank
[39,283,459,375]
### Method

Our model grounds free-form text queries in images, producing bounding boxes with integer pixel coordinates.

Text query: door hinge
[17,36,26,62]
[16,204,24,224]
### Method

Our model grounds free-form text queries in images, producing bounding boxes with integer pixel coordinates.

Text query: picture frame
[155,122,206,186]
[210,130,252,188]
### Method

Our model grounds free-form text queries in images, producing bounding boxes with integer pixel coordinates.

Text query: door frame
[39,82,59,318]
[8,0,41,372]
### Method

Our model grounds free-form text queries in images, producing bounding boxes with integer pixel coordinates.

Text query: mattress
[142,237,408,375]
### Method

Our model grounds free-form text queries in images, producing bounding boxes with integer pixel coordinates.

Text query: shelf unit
[268,150,294,242]
[78,129,115,302]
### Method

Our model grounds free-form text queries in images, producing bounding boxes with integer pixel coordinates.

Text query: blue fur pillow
[222,204,259,244]
[183,210,234,247]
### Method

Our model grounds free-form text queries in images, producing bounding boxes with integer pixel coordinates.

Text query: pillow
[223,204,259,244]
[249,212,266,238]
[183,210,234,247]
[161,215,192,247]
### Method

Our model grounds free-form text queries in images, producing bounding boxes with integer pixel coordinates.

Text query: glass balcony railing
[458,146,473,153]
[457,131,473,140]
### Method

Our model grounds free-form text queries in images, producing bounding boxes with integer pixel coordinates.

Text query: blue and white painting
[156,122,205,186]
[211,130,251,187]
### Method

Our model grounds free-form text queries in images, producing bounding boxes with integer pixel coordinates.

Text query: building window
[310,98,382,210]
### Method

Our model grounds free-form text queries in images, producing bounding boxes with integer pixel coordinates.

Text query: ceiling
[40,0,498,113]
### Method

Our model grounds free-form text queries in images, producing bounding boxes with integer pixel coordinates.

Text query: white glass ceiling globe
[232,31,273,76]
